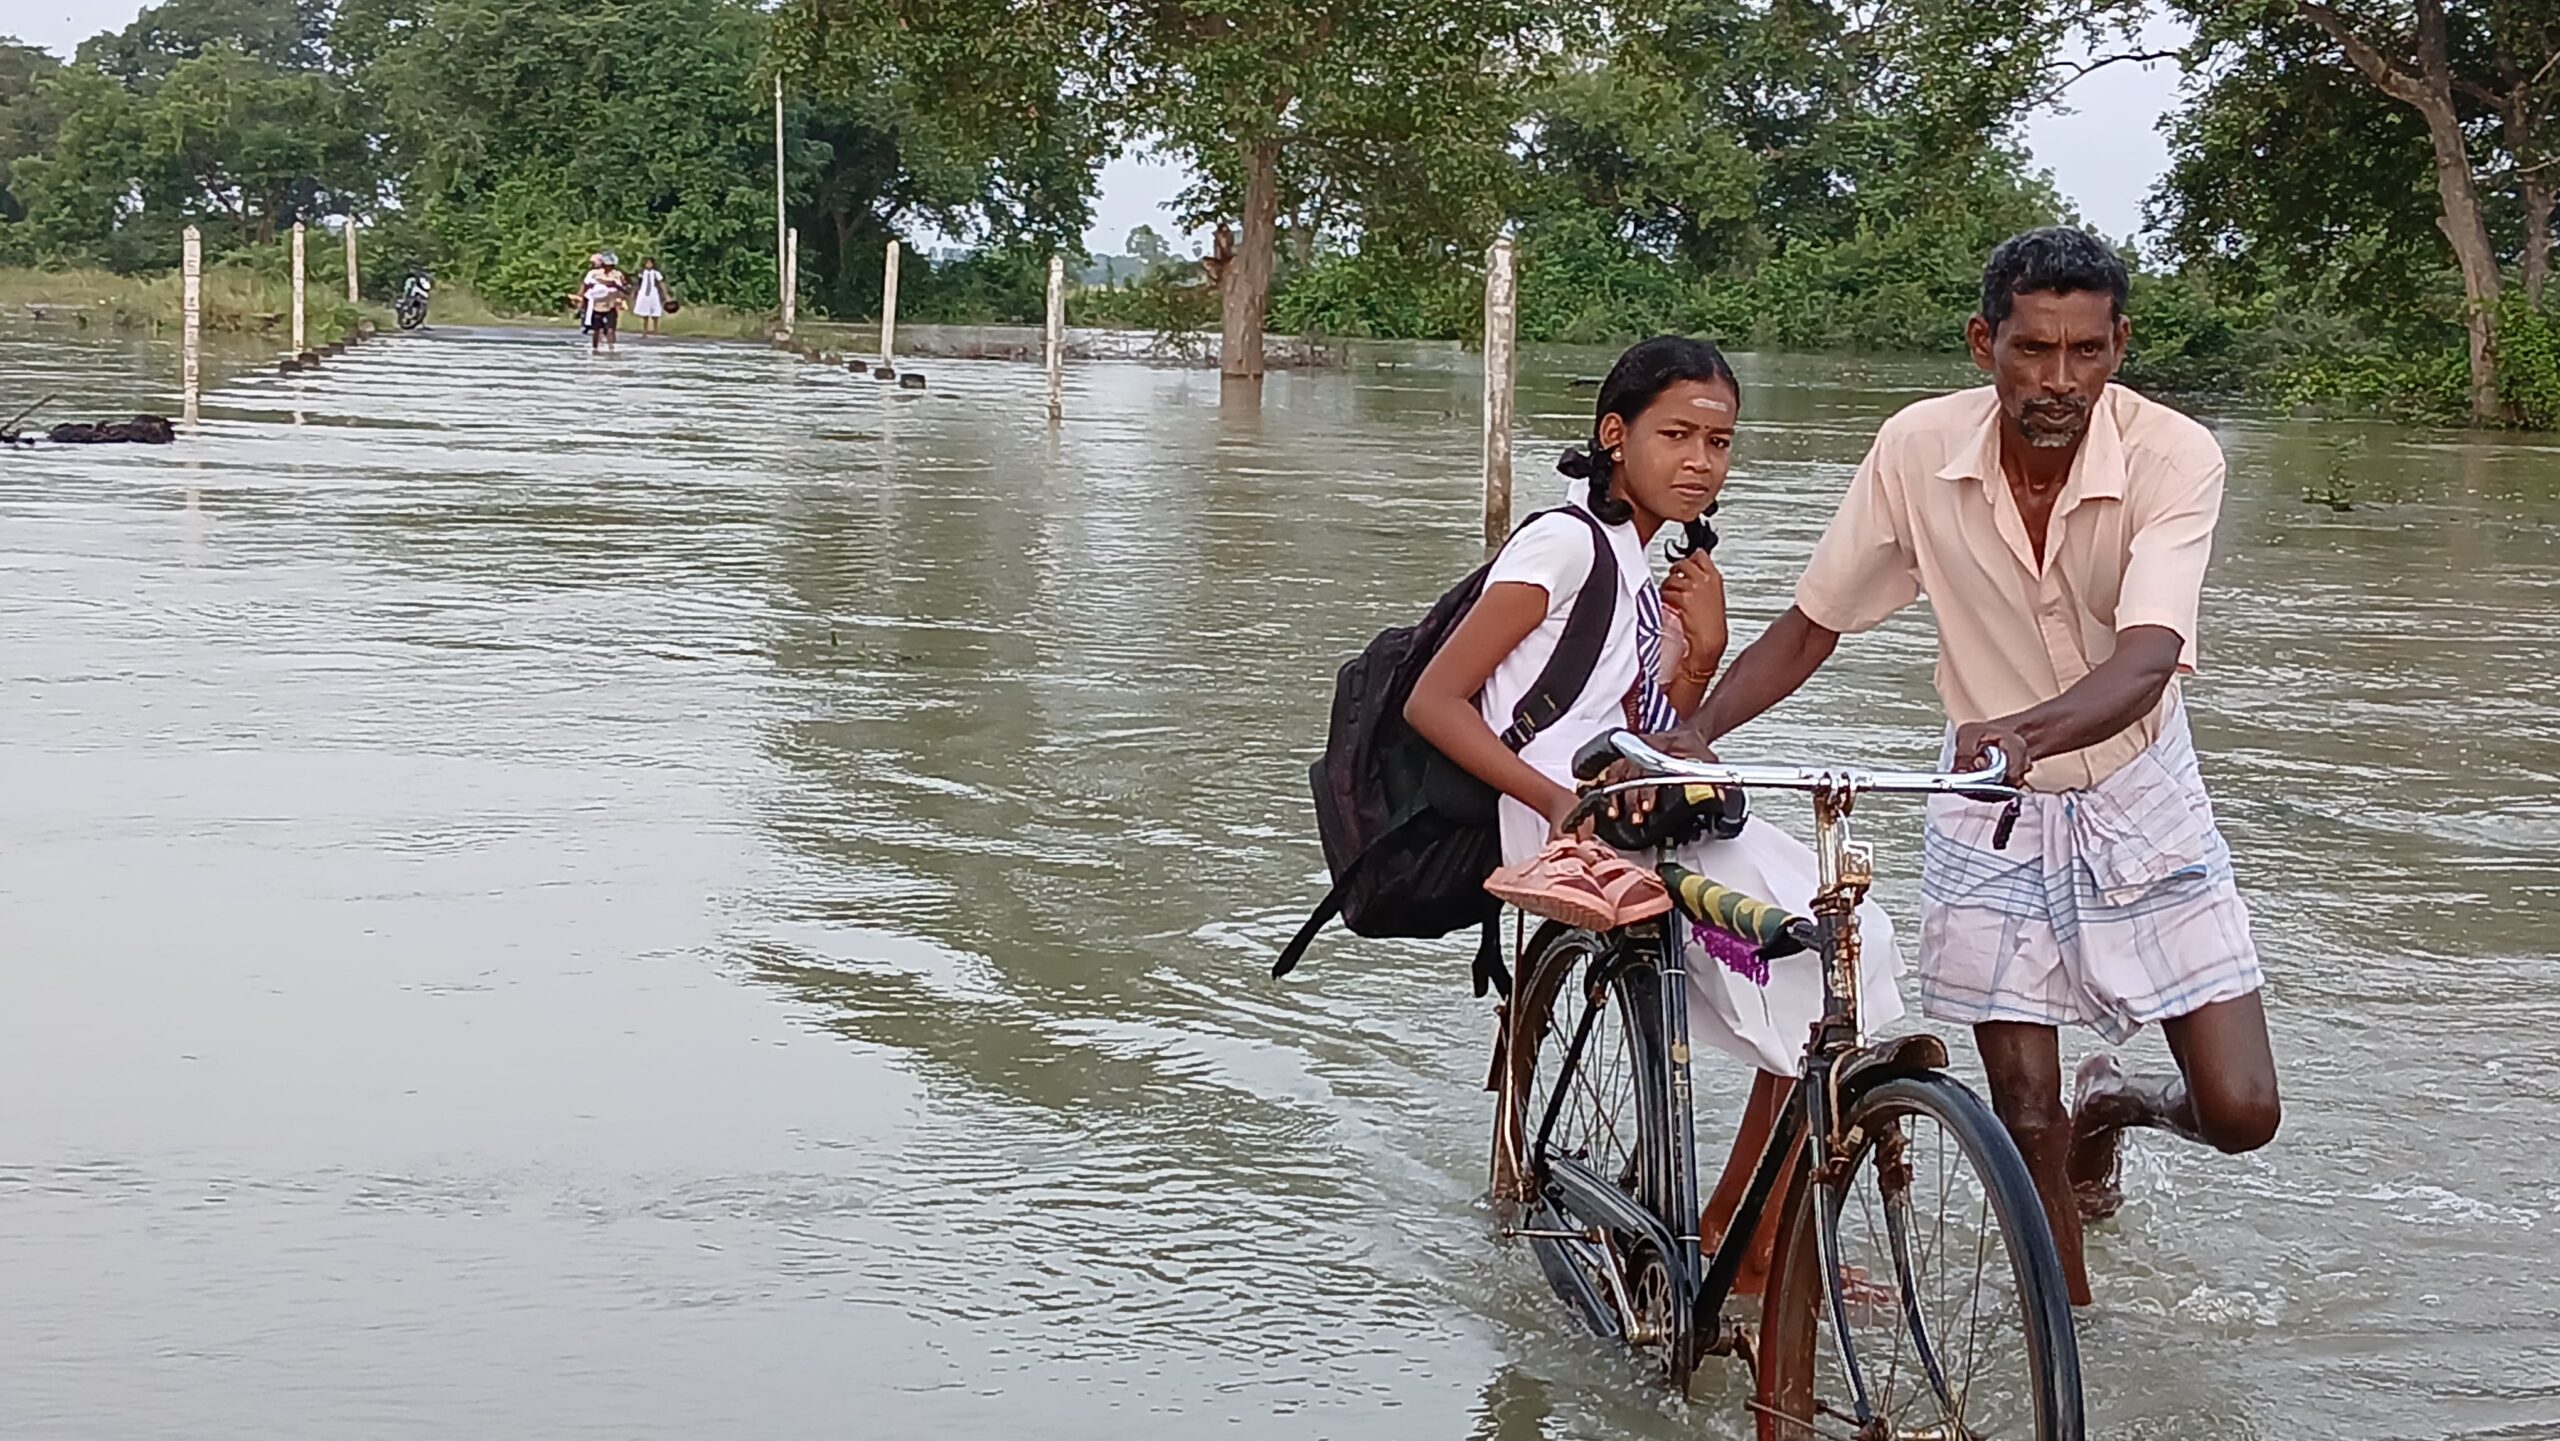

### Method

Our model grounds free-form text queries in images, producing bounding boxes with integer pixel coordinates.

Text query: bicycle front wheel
[1757,1072,2082,1441]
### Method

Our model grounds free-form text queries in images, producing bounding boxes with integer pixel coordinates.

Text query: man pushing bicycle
[1648,227,2282,1306]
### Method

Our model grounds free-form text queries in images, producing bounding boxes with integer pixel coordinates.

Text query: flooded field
[3,322,2556,1440]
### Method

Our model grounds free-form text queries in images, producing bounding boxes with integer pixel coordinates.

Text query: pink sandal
[1581,844,1673,928]
[1485,838,1674,932]
[1484,836,1620,931]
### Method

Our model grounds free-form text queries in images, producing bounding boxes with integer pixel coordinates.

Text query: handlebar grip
[1952,744,2013,803]
[1571,731,1628,783]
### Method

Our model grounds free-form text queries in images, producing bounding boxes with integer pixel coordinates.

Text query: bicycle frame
[1535,738,2018,1378]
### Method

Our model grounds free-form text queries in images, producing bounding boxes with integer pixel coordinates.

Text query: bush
[2496,294,2560,430]
[1073,266,1218,348]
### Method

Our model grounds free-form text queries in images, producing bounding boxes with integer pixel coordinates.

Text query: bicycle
[1488,730,2083,1440]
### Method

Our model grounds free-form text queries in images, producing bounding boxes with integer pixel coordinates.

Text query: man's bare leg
[2069,991,2281,1218]
[1975,1021,2092,1306]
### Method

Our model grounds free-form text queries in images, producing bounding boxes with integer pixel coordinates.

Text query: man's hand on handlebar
[1953,719,2031,787]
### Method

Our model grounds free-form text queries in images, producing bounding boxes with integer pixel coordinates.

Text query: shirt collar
[1933,385,2129,504]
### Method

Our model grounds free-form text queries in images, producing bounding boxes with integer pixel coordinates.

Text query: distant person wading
[575,252,628,354]
[631,258,674,336]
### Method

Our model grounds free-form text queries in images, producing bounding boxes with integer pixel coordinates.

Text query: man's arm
[1954,625,2182,783]
[1667,606,1840,753]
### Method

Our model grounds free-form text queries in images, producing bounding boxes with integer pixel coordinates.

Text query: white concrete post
[344,217,359,304]
[784,227,799,335]
[881,239,901,368]
[291,221,307,355]
[182,225,202,426]
[1481,235,1518,556]
[1045,254,1065,422]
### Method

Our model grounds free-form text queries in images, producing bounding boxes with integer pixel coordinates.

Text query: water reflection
[1,325,2554,1440]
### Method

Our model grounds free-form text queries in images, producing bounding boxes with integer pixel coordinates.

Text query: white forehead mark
[1690,396,1734,415]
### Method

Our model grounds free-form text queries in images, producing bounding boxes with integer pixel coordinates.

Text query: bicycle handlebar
[1569,729,2020,804]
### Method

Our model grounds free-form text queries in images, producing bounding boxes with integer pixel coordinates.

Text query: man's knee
[2192,1072,2281,1154]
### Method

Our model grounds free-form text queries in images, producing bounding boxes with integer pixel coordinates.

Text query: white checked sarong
[1918,703,2262,1042]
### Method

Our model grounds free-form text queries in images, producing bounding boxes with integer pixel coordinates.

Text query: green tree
[5,0,373,270]
[342,0,791,309]
[779,0,1559,387]
[2157,0,2558,421]
[1121,0,1558,384]
[769,0,1105,318]
[0,39,65,237]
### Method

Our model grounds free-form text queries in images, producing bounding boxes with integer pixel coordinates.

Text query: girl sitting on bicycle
[1403,335,1902,1290]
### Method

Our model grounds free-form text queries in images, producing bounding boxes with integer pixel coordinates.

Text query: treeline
[2,0,2554,424]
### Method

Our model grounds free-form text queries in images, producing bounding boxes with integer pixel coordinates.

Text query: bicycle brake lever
[1992,797,2022,851]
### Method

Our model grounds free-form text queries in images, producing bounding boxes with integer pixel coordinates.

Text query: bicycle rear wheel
[1491,924,1691,1377]
[1756,1072,2082,1440]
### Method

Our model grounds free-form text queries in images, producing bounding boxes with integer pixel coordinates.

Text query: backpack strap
[1496,509,1621,751]
[1472,914,1511,997]
[1272,878,1348,980]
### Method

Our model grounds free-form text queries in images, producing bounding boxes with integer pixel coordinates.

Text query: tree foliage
[2149,0,2559,420]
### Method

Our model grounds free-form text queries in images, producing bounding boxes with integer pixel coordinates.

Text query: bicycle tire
[1491,923,1692,1375]
[1756,1071,2082,1441]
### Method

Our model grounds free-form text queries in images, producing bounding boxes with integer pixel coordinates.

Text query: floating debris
[45,415,176,444]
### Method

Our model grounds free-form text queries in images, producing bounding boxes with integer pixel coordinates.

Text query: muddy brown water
[3,323,2556,1440]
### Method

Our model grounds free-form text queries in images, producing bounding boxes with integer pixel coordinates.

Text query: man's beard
[2017,398,2091,449]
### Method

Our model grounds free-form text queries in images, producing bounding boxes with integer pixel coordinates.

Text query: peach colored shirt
[1795,384,2225,792]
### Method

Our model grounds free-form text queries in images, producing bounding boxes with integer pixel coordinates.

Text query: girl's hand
[1661,552,1728,683]
[1540,783,1588,839]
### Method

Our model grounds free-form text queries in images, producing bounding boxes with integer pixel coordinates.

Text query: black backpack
[1274,508,1619,997]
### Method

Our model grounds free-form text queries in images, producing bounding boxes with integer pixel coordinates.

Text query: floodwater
[3,323,2556,1441]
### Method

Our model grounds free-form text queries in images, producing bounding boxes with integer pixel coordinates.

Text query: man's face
[1967,289,2129,451]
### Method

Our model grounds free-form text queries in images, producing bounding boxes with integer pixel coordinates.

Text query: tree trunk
[2421,98,2509,422]
[2494,34,2553,308]
[2300,0,2506,422]
[1220,136,1282,384]
[2524,174,2554,309]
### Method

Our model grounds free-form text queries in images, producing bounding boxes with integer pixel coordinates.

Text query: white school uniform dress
[632,269,667,318]
[1477,486,1904,1077]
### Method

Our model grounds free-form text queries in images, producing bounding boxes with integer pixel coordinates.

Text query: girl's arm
[1661,551,1727,719]
[1405,581,1582,832]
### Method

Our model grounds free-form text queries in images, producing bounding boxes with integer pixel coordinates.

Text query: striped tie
[1628,580,1681,733]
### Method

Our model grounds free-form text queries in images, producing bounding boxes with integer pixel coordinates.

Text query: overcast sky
[15,1,2187,253]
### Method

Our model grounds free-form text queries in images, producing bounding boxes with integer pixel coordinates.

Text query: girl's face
[1597,377,1737,525]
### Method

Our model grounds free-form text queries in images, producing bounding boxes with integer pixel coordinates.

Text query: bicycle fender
[1832,1033,1952,1102]
[1541,1155,1689,1283]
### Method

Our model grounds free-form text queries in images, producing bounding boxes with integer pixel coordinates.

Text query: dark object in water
[47,415,176,444]
[280,358,303,373]
[898,372,927,390]
[297,350,321,365]
[845,359,864,373]
[872,365,897,380]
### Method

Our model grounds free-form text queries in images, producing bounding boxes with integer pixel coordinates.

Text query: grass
[0,263,380,340]
[0,265,777,343]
